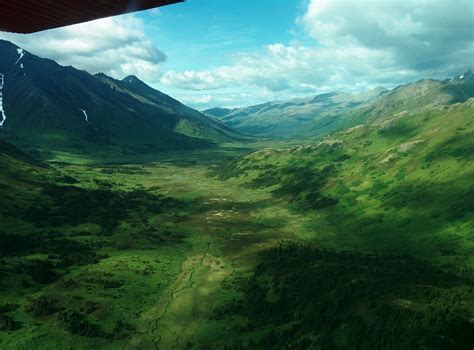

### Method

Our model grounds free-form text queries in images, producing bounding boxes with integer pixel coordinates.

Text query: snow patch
[20,63,24,69]
[80,108,98,131]
[0,73,6,127]
[459,74,464,79]
[79,108,89,122]
[15,48,25,65]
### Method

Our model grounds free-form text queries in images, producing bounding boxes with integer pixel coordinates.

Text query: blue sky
[140,0,310,72]
[1,0,473,109]
[139,0,313,106]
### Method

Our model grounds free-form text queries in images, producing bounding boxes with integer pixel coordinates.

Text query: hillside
[0,140,52,232]
[204,98,474,347]
[212,98,474,257]
[204,70,474,138]
[95,74,243,143]
[0,40,245,161]
[343,70,474,126]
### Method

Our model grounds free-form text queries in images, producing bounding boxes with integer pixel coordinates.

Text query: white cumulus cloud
[0,16,167,81]
[301,0,474,71]
[160,0,474,106]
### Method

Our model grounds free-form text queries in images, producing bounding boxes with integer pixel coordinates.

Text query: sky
[0,0,473,109]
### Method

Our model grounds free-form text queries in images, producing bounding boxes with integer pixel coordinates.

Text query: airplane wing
[0,0,183,34]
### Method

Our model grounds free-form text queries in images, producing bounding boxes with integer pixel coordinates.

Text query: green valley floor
[1,121,474,349]
[0,157,298,349]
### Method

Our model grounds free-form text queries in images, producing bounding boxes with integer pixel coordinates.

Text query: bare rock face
[342,125,365,135]
[380,153,398,164]
[398,140,424,153]
[466,97,474,107]
[320,139,343,148]
[378,118,398,131]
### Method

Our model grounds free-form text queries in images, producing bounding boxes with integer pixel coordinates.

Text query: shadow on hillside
[318,172,474,263]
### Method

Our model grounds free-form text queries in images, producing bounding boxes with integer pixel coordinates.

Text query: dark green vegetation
[0,47,473,348]
[204,98,474,349]
[0,40,247,162]
[0,142,193,348]
[204,69,474,138]
[216,242,474,349]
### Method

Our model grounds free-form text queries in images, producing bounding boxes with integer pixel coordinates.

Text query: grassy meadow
[0,148,305,349]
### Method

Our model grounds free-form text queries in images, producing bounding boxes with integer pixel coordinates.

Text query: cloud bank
[161,0,474,107]
[0,16,166,81]
[0,0,472,108]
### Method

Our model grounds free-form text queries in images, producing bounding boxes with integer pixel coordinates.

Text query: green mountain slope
[95,74,245,143]
[343,70,474,126]
[0,40,245,161]
[212,97,474,258]
[206,98,474,348]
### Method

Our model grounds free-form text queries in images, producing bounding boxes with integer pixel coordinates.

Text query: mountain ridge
[203,69,473,138]
[0,39,245,161]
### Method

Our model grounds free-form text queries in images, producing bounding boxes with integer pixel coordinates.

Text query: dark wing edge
[0,0,184,34]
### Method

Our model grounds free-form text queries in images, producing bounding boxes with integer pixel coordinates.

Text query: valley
[0,148,302,349]
[0,38,473,349]
[1,93,473,348]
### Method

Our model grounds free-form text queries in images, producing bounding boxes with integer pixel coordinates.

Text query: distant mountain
[203,88,389,137]
[205,70,474,138]
[202,107,235,119]
[0,40,244,160]
[350,70,474,123]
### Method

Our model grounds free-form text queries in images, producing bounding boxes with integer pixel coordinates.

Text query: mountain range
[0,40,244,160]
[204,69,474,138]
[1,38,472,161]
